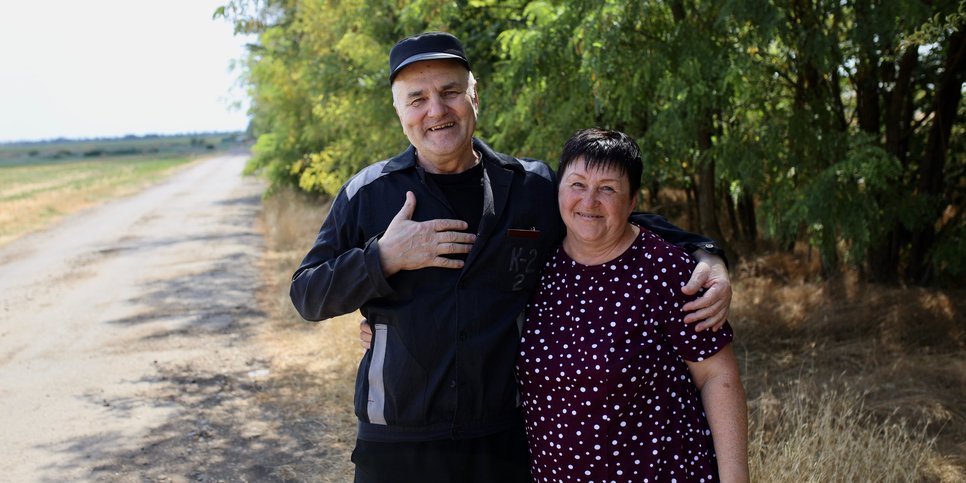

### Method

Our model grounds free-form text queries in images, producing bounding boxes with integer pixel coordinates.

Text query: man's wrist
[689,243,729,269]
[368,236,398,279]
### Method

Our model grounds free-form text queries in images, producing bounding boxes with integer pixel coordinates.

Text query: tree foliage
[218,0,964,285]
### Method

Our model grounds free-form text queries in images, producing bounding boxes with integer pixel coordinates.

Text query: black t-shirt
[425,162,484,235]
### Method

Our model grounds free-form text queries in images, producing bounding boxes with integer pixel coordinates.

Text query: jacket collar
[381,138,525,174]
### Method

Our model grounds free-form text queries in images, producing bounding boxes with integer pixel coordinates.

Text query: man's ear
[390,84,402,112]
[469,75,480,110]
[389,94,404,126]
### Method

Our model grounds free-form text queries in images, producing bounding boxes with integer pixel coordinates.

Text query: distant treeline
[0,132,249,161]
[218,1,964,285]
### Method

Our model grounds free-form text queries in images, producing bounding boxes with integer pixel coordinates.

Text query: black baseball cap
[388,32,471,83]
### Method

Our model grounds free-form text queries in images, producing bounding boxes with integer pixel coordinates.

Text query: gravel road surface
[0,154,275,482]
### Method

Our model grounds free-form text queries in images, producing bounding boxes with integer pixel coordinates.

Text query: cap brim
[390,53,469,81]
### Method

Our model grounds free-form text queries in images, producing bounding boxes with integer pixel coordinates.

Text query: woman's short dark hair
[558,128,643,197]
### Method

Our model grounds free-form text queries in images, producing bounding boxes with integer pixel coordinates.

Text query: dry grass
[252,188,359,482]
[734,252,966,482]
[749,381,935,482]
[252,190,966,482]
[0,155,196,246]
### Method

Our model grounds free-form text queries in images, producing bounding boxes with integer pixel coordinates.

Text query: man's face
[391,60,478,171]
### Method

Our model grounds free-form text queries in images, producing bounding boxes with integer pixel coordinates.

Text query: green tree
[219,0,405,195]
[219,0,964,284]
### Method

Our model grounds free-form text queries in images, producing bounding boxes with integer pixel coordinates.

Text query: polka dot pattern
[516,229,733,482]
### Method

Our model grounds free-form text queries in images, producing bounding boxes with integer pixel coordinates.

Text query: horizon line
[0,129,249,146]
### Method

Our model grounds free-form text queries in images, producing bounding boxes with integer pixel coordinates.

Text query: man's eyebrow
[403,80,463,99]
[439,81,460,91]
[404,88,425,99]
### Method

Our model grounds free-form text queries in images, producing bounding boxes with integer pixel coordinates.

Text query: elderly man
[290,32,732,483]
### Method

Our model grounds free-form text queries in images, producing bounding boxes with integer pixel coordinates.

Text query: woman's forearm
[701,372,749,482]
[689,346,749,483]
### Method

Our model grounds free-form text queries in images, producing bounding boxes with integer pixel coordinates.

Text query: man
[290,32,732,483]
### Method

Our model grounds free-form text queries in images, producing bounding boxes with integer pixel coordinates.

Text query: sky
[0,1,252,143]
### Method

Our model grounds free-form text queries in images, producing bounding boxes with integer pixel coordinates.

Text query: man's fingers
[437,242,474,255]
[359,320,373,350]
[436,230,477,244]
[695,311,729,332]
[430,218,470,233]
[431,256,466,269]
[427,228,475,261]
[682,284,719,312]
[683,298,725,325]
[693,303,730,332]
[391,191,416,224]
[681,252,732,331]
[436,229,476,248]
[681,263,710,295]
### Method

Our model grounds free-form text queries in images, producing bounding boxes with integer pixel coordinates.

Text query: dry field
[253,189,965,482]
[0,155,196,246]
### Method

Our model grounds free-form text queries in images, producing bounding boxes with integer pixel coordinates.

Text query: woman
[517,128,748,482]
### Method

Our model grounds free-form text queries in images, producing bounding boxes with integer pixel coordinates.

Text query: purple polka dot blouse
[516,228,734,482]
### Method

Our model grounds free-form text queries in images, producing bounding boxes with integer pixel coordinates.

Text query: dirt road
[0,154,282,482]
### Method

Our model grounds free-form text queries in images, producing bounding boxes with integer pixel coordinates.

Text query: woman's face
[558,157,636,247]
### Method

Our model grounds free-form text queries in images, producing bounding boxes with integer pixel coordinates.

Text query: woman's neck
[562,224,640,266]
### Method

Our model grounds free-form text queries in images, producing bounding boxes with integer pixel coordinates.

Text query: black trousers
[351,426,533,483]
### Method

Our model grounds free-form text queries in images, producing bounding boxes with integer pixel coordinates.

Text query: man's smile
[428,122,456,131]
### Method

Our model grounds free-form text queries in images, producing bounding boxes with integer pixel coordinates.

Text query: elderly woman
[516,128,748,482]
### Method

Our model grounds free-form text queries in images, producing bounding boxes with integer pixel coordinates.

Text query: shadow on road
[26,181,342,481]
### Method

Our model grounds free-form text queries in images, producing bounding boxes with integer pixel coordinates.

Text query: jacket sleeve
[629,212,728,263]
[289,191,394,321]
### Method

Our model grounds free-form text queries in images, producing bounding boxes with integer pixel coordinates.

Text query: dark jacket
[290,138,721,442]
